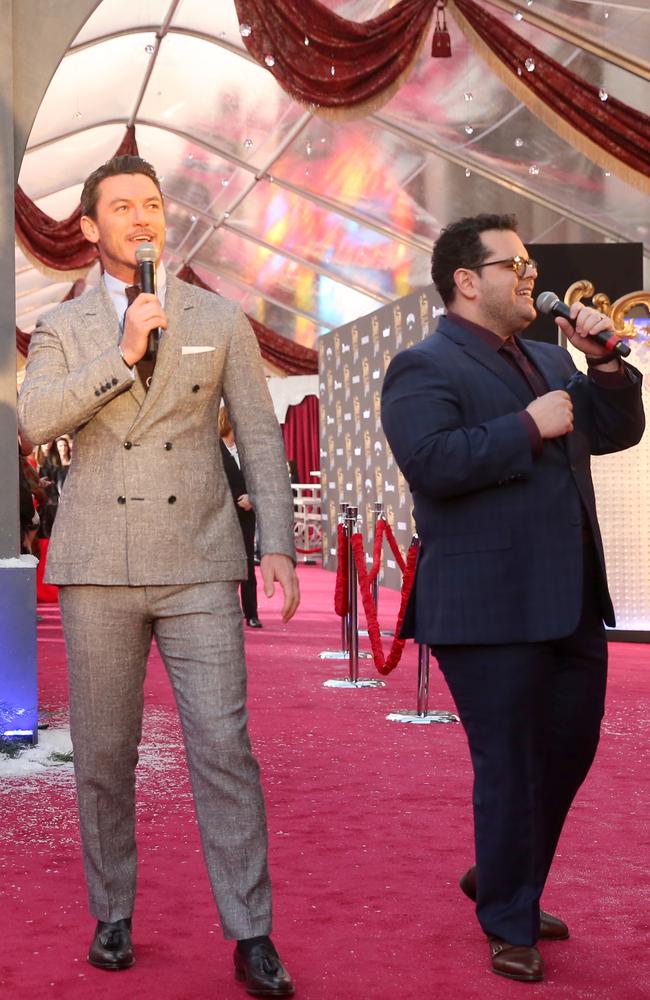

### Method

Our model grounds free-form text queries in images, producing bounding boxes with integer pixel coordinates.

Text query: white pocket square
[182,345,215,355]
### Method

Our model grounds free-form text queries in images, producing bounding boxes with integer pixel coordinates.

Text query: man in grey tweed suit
[18,155,298,997]
[381,215,644,985]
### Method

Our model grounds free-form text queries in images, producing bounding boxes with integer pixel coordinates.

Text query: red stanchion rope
[334,521,349,617]
[368,517,385,584]
[382,518,407,574]
[351,532,419,675]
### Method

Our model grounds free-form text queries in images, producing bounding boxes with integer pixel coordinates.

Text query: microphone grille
[536,291,559,314]
[134,241,158,264]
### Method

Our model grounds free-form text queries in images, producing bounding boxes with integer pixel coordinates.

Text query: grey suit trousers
[59,580,272,939]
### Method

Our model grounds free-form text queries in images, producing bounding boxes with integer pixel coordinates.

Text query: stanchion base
[358,629,394,637]
[324,678,386,689]
[319,651,372,660]
[386,709,459,724]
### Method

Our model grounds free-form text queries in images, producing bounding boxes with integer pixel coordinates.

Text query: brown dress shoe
[234,938,294,997]
[489,937,544,982]
[87,918,134,970]
[460,866,569,940]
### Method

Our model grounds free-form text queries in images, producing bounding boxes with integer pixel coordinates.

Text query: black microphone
[536,291,630,357]
[135,242,161,359]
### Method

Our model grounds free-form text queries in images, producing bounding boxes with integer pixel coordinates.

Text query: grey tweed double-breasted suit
[19,275,295,937]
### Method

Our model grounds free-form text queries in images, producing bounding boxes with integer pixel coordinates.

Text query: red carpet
[1,566,648,999]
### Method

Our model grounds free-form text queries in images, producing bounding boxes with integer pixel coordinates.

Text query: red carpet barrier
[35,539,58,603]
[351,532,418,675]
[334,521,349,619]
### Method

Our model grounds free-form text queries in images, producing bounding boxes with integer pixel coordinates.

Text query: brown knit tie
[499,337,547,399]
[125,284,155,391]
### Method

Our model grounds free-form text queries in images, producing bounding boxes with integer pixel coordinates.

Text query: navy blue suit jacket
[381,315,644,645]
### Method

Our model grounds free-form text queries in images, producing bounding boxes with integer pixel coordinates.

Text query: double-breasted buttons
[164,442,173,450]
[168,495,177,504]
[111,377,118,386]
[117,495,126,504]
[95,389,101,397]
[124,441,133,450]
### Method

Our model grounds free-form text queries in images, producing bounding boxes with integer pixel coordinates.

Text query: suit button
[168,495,177,504]
[124,441,132,450]
[117,495,126,504]
[192,384,200,393]
[164,442,172,450]
[112,377,118,386]
[100,385,107,393]
[95,389,101,397]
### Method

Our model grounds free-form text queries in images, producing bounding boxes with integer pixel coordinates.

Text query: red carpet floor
[1,566,648,999]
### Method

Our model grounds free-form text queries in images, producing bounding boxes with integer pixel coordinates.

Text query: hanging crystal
[599,88,609,102]
[525,58,535,72]
[264,55,275,67]
[239,23,252,37]
[464,125,474,135]
[243,138,253,149]
[528,164,540,176]
[514,137,525,148]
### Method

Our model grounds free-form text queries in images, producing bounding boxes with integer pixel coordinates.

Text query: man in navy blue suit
[381,214,644,983]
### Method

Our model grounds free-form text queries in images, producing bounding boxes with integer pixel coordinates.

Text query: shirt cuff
[518,410,542,458]
[588,362,628,387]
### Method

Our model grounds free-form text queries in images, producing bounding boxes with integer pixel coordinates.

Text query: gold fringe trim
[449,1,650,197]
[16,234,96,283]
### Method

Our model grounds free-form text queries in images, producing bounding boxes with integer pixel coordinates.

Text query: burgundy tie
[124,284,155,391]
[500,337,547,398]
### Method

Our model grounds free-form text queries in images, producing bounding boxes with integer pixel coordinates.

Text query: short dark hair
[80,155,162,219]
[431,213,518,306]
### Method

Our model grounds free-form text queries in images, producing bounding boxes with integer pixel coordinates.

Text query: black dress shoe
[460,866,569,940]
[234,938,294,997]
[489,937,544,982]
[87,918,134,971]
[246,617,263,628]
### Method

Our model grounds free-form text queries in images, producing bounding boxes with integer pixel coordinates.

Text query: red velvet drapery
[452,0,650,194]
[235,0,649,193]
[282,395,319,483]
[234,0,436,118]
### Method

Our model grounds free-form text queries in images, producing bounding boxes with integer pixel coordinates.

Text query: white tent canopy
[16,0,650,353]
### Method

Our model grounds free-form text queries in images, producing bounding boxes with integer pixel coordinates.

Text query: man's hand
[120,293,168,366]
[526,390,573,438]
[555,303,620,371]
[260,553,300,623]
[237,493,253,511]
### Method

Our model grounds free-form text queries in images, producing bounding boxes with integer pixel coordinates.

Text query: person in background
[381,213,644,984]
[219,406,262,628]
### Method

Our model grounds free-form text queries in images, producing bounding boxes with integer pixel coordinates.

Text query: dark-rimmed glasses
[465,255,538,279]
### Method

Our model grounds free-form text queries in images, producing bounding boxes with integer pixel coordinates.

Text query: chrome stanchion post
[416,643,430,717]
[319,502,352,660]
[371,501,383,609]
[387,643,459,725]
[324,506,384,689]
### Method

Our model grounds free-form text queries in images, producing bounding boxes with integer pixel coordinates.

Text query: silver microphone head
[536,291,560,314]
[134,241,158,264]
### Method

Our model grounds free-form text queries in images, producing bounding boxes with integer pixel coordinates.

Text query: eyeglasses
[466,255,538,279]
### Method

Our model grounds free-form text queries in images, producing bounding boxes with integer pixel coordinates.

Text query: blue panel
[0,561,38,743]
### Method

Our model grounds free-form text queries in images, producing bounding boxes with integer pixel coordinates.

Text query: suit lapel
[437,317,532,407]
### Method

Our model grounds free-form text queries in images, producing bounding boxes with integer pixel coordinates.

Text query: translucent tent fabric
[16,0,650,351]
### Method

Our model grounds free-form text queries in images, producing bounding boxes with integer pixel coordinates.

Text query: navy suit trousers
[433,542,607,946]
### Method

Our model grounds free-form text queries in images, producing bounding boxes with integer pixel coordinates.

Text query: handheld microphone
[536,291,630,358]
[134,242,161,358]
